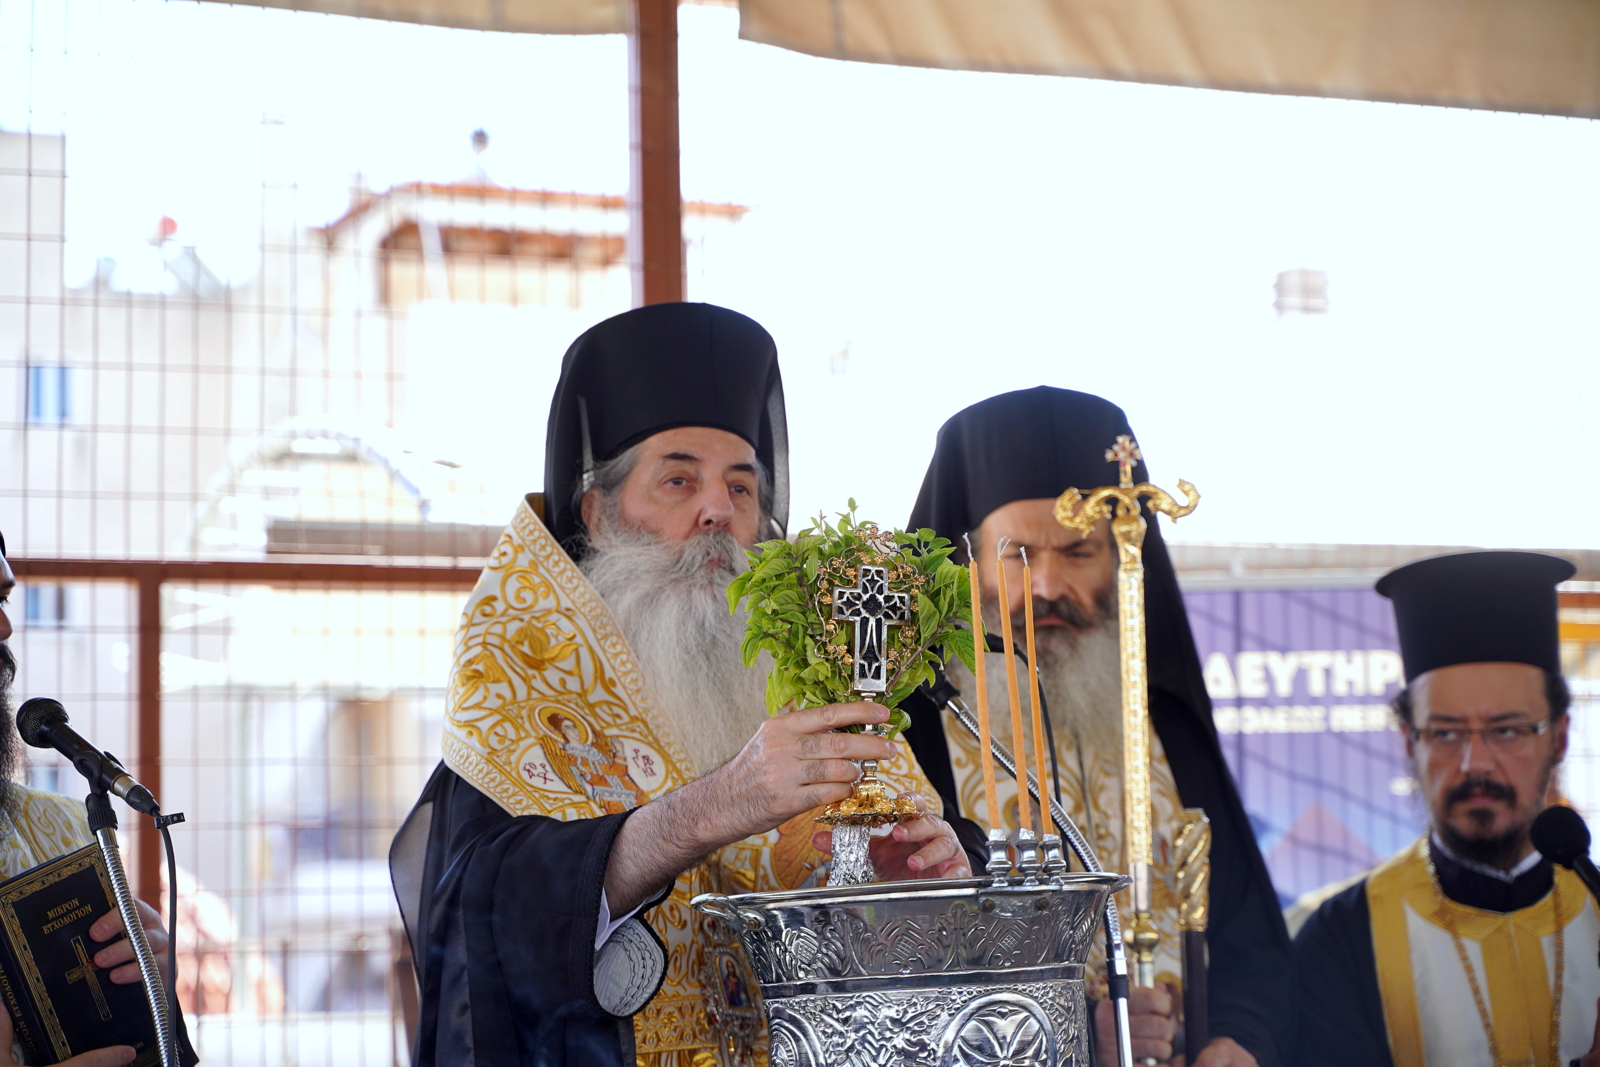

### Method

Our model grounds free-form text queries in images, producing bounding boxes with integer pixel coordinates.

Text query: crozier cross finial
[1106,434,1142,488]
[832,566,911,693]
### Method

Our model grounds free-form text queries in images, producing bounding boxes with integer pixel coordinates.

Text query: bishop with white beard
[901,387,1293,1067]
[392,304,968,1067]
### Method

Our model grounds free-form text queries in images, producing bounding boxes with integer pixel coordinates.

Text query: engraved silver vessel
[692,872,1128,1067]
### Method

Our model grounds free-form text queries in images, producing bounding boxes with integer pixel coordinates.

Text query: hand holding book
[82,902,169,991]
[0,845,187,1066]
[0,1002,135,1066]
[0,897,169,1066]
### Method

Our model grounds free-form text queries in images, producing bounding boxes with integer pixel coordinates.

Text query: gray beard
[978,604,1124,761]
[580,525,771,778]
[1034,620,1124,759]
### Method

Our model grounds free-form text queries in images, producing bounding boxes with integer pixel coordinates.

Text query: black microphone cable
[156,810,184,1026]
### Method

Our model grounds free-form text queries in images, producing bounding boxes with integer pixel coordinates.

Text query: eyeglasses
[1409,719,1553,756]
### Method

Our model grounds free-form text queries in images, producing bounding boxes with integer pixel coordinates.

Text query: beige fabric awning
[739,0,1600,119]
[222,0,626,34]
[187,0,1600,118]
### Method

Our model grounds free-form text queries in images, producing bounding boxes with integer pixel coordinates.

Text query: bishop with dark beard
[391,304,968,1067]
[901,387,1293,1067]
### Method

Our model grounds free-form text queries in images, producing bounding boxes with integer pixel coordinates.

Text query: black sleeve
[1151,691,1294,1067]
[407,765,661,1067]
[1292,881,1393,1067]
[902,678,990,871]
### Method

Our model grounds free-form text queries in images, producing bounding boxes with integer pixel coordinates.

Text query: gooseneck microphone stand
[84,788,179,1067]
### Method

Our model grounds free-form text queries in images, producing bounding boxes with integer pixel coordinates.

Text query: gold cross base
[814,771,922,827]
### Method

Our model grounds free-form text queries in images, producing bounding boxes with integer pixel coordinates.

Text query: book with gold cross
[0,843,193,1066]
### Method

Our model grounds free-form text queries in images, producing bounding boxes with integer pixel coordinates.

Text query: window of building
[26,365,73,425]
[24,584,69,627]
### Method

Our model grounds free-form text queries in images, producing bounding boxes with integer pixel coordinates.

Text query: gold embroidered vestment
[442,497,936,1066]
[1366,838,1600,1067]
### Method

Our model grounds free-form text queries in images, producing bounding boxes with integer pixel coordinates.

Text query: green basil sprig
[726,502,977,739]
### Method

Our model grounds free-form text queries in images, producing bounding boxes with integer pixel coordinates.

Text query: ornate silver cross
[832,565,910,693]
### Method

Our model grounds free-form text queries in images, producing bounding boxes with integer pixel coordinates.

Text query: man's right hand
[604,701,895,914]
[1094,985,1177,1066]
[696,702,896,843]
[1,1003,134,1066]
[1579,996,1600,1067]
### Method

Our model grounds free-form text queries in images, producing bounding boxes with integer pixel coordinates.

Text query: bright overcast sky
[3,0,1597,550]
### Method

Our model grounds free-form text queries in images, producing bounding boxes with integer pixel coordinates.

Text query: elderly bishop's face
[576,426,771,775]
[583,426,764,552]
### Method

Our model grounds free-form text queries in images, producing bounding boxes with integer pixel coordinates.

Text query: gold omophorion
[1054,434,1198,986]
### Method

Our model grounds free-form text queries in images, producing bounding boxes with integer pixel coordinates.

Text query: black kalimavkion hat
[1376,550,1575,683]
[542,302,788,556]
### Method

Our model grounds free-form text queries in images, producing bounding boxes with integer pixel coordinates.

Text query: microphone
[16,698,160,816]
[1531,805,1600,906]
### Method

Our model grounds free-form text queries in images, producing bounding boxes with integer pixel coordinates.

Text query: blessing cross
[832,565,910,693]
[1106,433,1142,489]
[66,935,112,1021]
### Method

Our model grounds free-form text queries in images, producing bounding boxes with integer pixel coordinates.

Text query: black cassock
[392,763,669,1067]
[1292,839,1562,1067]
[902,386,1297,1067]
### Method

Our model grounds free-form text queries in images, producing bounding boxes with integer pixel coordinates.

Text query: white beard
[580,523,772,778]
[979,604,1125,761]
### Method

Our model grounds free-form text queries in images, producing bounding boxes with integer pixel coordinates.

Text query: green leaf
[944,627,977,673]
[916,592,938,645]
[726,572,751,613]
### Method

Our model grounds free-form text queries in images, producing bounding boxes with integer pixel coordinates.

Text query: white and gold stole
[443,496,936,1067]
[1367,837,1600,1067]
[0,786,91,880]
[943,655,1187,994]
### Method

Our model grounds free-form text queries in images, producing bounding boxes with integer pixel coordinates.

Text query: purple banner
[1181,587,1425,904]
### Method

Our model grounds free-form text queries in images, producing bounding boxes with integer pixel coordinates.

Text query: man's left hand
[1184,1036,1259,1067]
[812,793,971,880]
[90,900,171,988]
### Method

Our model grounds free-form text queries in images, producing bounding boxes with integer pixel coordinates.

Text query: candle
[994,542,1028,836]
[964,535,1000,831]
[1021,548,1053,838]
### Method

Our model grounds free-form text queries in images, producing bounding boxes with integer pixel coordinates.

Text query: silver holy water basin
[692,872,1128,1067]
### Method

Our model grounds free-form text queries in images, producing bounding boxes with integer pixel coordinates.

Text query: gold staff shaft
[1112,504,1158,987]
[1055,435,1198,991]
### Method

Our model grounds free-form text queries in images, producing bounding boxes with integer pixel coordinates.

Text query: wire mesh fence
[3,0,1598,1063]
[1,5,645,1060]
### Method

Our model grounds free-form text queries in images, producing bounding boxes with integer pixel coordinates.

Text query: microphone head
[16,697,68,749]
[1531,805,1591,868]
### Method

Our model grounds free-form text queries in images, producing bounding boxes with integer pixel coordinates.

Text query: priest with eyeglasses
[1293,550,1600,1067]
